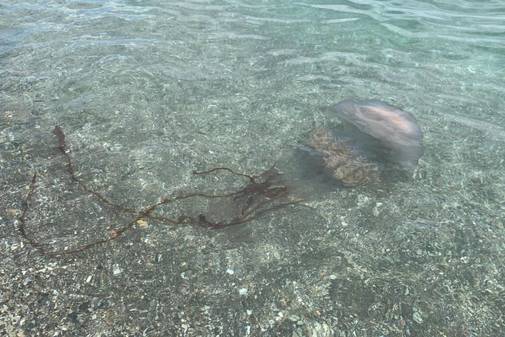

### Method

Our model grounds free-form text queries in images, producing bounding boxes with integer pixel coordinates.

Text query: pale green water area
[1,0,505,336]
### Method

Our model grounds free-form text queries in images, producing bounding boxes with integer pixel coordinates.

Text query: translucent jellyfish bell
[332,99,424,170]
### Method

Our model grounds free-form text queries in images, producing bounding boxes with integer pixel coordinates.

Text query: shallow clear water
[1,0,504,336]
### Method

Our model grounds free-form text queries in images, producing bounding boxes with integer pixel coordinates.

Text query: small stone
[413,310,423,324]
[329,274,337,280]
[6,208,21,218]
[293,328,304,337]
[372,202,382,216]
[112,264,122,275]
[288,315,300,322]
[239,288,248,296]
[226,269,234,275]
[136,219,148,229]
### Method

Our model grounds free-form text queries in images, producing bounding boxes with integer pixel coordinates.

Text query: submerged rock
[332,99,424,170]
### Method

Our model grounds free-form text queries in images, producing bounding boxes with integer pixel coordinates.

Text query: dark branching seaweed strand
[18,127,302,256]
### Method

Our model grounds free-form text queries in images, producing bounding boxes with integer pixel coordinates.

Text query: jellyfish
[332,99,424,170]
[304,128,381,187]
[298,99,423,188]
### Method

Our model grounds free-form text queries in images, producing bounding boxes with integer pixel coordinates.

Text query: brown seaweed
[18,127,302,256]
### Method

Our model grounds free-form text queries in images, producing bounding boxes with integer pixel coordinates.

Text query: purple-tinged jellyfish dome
[332,99,424,170]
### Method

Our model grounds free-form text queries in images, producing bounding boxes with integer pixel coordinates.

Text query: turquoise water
[1,0,504,336]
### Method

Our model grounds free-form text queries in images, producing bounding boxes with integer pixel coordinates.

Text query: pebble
[413,310,423,324]
[288,315,300,322]
[112,264,122,276]
[6,208,21,218]
[372,202,382,216]
[136,219,148,229]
